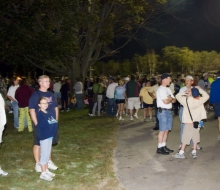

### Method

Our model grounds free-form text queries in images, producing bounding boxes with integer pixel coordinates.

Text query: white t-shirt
[0,93,6,127]
[156,86,174,109]
[53,82,61,92]
[106,83,118,98]
[7,85,19,102]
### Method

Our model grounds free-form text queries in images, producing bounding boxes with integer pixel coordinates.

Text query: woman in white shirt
[7,77,20,129]
[0,93,8,176]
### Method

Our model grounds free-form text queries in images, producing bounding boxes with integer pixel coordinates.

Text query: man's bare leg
[33,145,40,163]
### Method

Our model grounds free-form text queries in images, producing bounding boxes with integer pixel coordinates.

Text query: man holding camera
[174,87,209,159]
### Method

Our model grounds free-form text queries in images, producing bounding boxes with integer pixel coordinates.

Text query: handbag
[186,98,199,129]
[92,84,101,103]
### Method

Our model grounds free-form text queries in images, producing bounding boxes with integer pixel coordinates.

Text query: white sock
[192,150,196,154]
[161,142,166,147]
[42,171,46,175]
[179,150,184,155]
[158,143,163,148]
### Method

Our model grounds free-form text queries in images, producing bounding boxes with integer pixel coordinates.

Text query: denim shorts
[157,109,173,132]
[54,92,61,99]
[214,102,220,117]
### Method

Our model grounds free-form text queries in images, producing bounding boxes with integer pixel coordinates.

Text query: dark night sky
[120,0,220,59]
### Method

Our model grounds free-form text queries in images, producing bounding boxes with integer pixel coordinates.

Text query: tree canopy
[0,0,185,81]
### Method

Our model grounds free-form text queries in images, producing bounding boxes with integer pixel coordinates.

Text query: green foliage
[93,46,220,76]
[0,0,176,79]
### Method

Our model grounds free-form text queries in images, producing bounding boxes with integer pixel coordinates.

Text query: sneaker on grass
[48,160,58,170]
[46,169,56,177]
[35,163,42,173]
[40,173,53,181]
[0,167,8,176]
[130,116,134,121]
[143,118,146,122]
[172,153,185,159]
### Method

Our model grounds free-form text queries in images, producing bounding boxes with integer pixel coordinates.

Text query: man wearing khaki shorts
[125,75,141,121]
[174,87,209,159]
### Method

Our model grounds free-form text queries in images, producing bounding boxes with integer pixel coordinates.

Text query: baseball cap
[161,73,171,80]
[203,73,208,77]
[124,77,129,81]
[191,88,200,98]
[185,75,193,80]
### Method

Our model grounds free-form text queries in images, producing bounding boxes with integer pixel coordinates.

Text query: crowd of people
[0,71,220,180]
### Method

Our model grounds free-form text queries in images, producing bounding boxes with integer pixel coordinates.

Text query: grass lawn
[0,109,123,190]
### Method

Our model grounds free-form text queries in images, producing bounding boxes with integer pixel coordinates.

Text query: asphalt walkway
[114,111,220,190]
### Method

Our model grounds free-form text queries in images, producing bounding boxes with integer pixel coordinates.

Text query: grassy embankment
[0,109,123,190]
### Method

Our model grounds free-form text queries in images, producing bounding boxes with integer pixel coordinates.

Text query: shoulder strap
[186,98,193,121]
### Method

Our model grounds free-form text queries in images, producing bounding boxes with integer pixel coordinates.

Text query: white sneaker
[46,169,56,177]
[35,163,42,172]
[191,152,197,159]
[8,111,13,114]
[48,160,58,170]
[134,113,139,119]
[116,113,118,117]
[40,173,53,181]
[66,109,69,112]
[119,117,124,121]
[0,167,8,176]
[197,145,202,150]
[172,153,185,159]
[192,145,202,150]
[130,116,134,121]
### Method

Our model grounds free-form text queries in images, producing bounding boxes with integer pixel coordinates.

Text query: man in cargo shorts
[156,73,175,155]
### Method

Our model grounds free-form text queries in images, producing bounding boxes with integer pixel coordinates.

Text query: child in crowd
[37,97,58,181]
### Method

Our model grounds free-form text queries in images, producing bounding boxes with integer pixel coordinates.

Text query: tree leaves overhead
[0,0,184,79]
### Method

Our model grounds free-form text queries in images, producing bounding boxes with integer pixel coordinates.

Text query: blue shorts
[54,92,61,99]
[143,102,153,108]
[157,109,173,132]
[214,102,220,117]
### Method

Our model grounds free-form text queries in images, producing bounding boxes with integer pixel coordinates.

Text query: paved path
[114,111,220,190]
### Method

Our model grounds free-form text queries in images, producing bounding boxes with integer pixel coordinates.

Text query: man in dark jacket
[15,79,33,132]
[60,79,69,112]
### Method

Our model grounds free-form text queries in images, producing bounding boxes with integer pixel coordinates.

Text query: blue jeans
[92,95,102,116]
[76,94,83,110]
[157,109,173,132]
[11,101,19,128]
[107,98,117,116]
